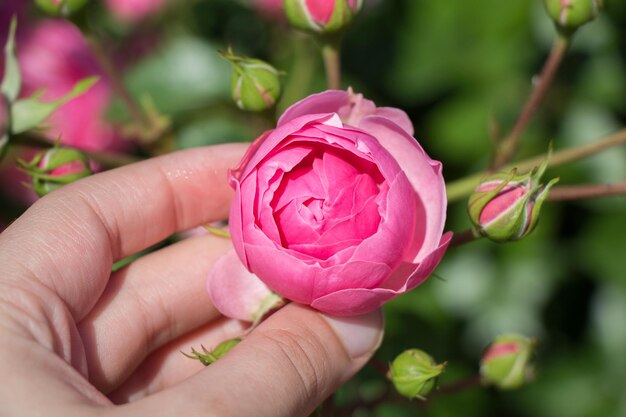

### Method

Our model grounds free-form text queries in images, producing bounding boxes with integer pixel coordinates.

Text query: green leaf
[10,76,99,134]
[120,37,231,117]
[1,17,21,103]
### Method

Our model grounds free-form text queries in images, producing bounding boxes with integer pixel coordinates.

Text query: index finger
[0,143,248,319]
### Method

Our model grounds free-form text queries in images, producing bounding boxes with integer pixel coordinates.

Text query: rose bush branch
[85,35,150,130]
[493,34,570,168]
[548,182,626,201]
[13,131,141,168]
[449,229,478,247]
[447,126,626,202]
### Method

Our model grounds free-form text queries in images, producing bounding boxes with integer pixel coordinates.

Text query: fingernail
[322,309,384,359]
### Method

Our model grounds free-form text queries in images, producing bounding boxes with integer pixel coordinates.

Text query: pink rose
[0,19,124,206]
[208,89,451,318]
[18,20,122,152]
[105,0,167,22]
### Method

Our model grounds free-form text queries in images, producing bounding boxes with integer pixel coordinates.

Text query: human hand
[0,144,383,417]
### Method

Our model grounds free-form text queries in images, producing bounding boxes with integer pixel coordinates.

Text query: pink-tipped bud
[285,0,363,34]
[468,157,558,242]
[20,146,92,197]
[480,334,536,390]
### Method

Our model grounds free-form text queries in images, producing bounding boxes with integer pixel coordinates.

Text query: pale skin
[0,144,383,417]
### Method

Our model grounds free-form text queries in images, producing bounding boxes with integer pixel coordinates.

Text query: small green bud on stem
[388,349,446,400]
[219,49,282,112]
[544,0,602,35]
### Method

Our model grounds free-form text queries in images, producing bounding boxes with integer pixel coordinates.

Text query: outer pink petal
[277,91,350,127]
[278,89,415,136]
[374,107,415,136]
[311,233,452,316]
[358,116,447,263]
[207,249,275,321]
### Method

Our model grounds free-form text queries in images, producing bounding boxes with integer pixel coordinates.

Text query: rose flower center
[267,143,385,260]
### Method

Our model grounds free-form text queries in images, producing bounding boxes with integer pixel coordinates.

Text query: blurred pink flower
[106,0,167,23]
[251,0,285,20]
[0,19,123,206]
[18,19,121,152]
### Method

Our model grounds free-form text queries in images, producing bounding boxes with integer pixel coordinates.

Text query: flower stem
[321,38,342,90]
[548,182,626,201]
[450,229,479,247]
[86,35,150,129]
[447,126,626,202]
[432,375,482,397]
[13,132,140,168]
[493,35,570,169]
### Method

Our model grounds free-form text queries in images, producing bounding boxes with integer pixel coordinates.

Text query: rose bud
[468,159,558,243]
[285,0,363,34]
[220,50,282,112]
[544,0,602,34]
[480,334,536,390]
[207,89,451,317]
[388,349,446,400]
[35,0,88,17]
[20,146,92,197]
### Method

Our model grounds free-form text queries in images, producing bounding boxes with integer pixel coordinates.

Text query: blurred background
[1,0,626,416]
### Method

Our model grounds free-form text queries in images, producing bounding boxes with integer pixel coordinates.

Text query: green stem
[86,36,149,129]
[13,132,141,168]
[447,126,626,202]
[548,182,626,201]
[321,38,342,90]
[493,35,570,169]
[279,35,317,113]
[432,375,482,397]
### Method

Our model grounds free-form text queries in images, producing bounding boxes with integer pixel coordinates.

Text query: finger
[120,304,384,417]
[0,144,247,320]
[78,233,232,392]
[110,317,246,404]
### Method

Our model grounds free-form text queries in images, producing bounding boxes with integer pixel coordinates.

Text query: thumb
[126,303,383,417]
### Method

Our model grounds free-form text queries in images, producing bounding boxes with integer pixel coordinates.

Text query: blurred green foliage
[2,0,626,416]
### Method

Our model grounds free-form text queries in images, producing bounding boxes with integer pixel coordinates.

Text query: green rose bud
[544,0,602,34]
[468,157,558,243]
[35,0,89,17]
[285,0,363,34]
[19,146,92,197]
[480,334,536,390]
[220,50,281,112]
[388,349,446,400]
[183,338,241,366]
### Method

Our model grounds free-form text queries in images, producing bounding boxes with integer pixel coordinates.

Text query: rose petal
[358,116,447,263]
[311,232,453,316]
[207,249,277,321]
